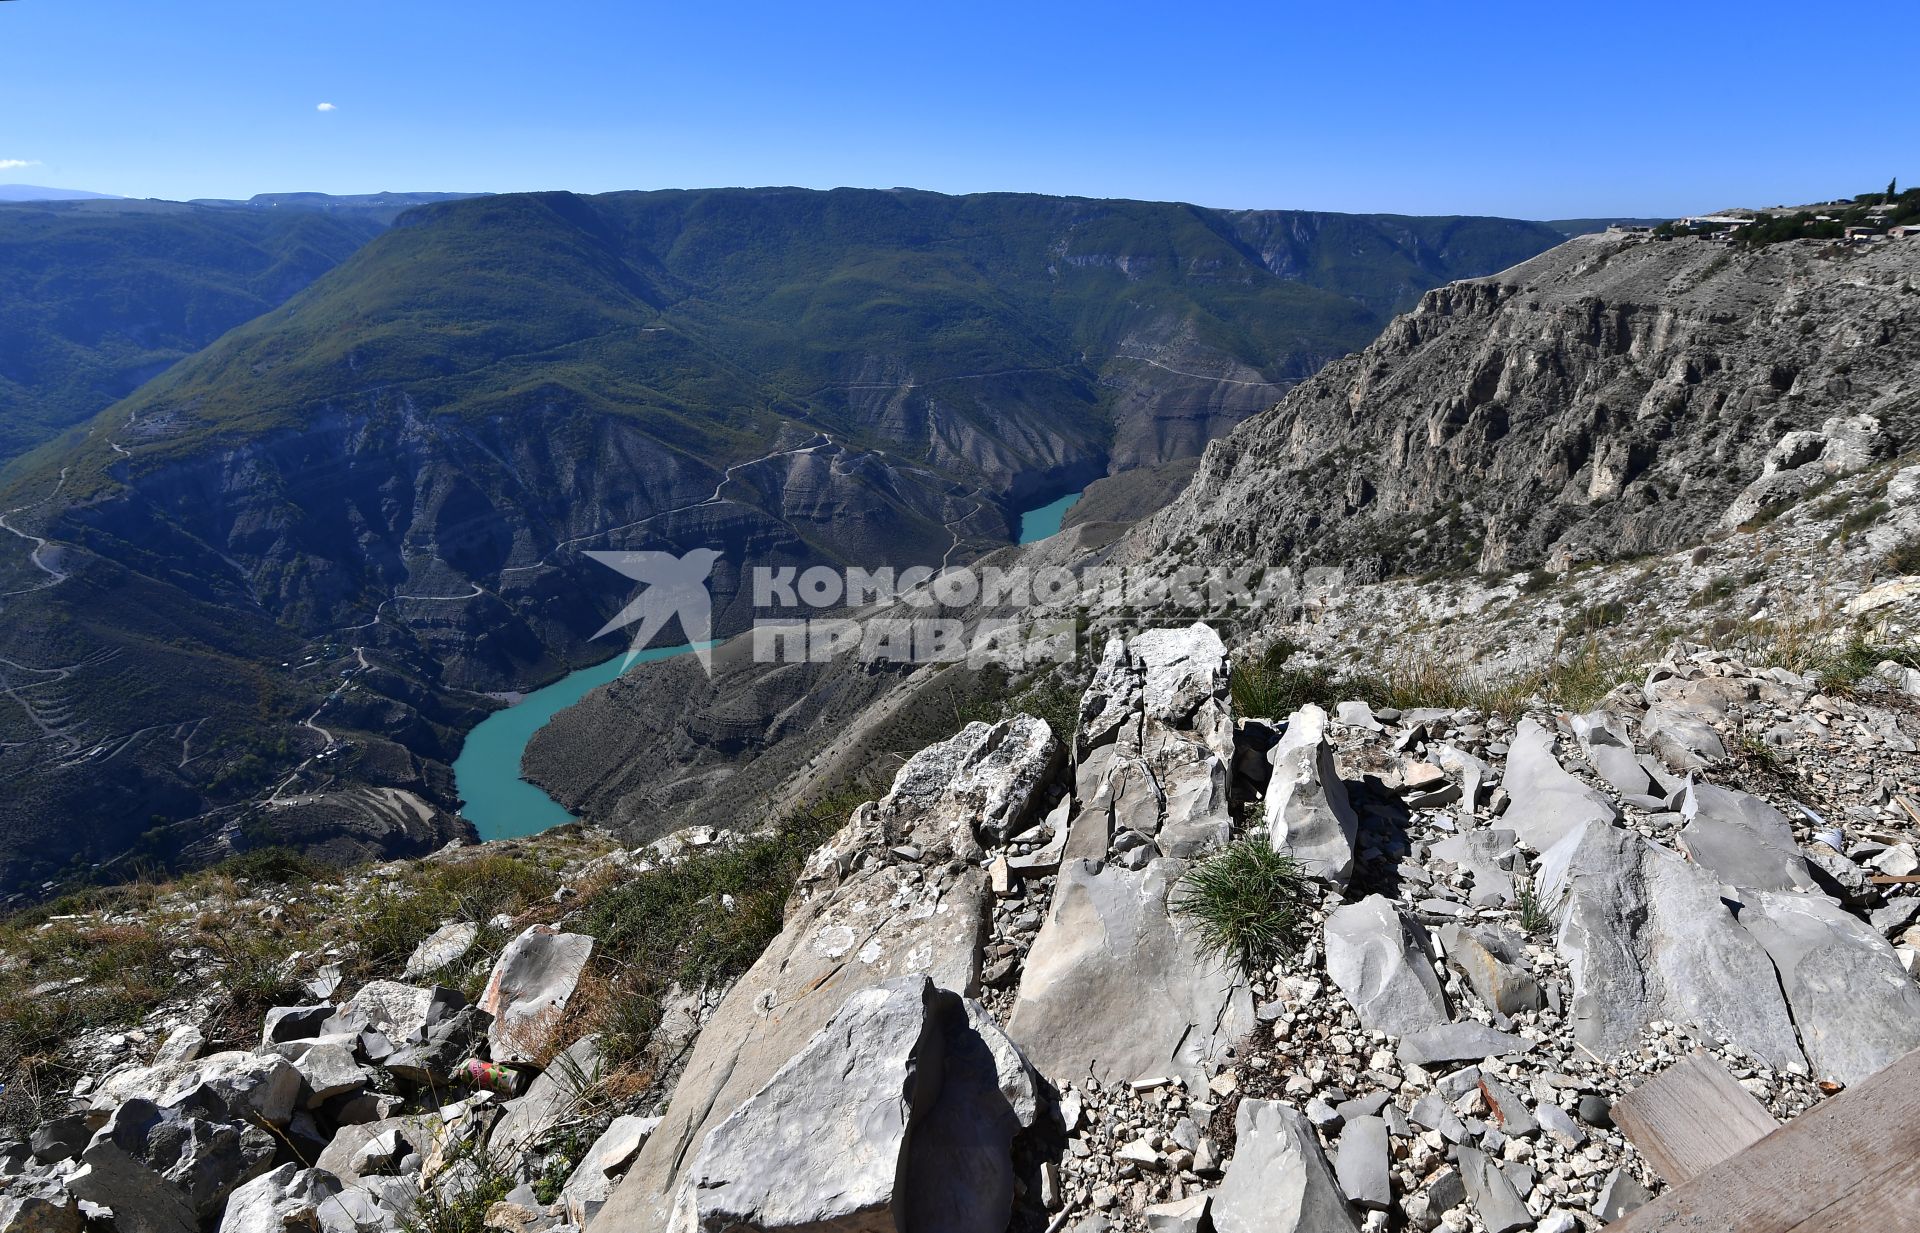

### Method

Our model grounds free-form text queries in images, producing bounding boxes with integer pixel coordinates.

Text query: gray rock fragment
[0,1188,83,1233]
[70,1091,276,1233]
[1142,1193,1210,1232]
[1456,1146,1531,1233]
[1324,895,1450,1036]
[681,976,1030,1233]
[1438,923,1542,1015]
[481,928,594,1065]
[1334,1114,1391,1211]
[489,1037,603,1155]
[1538,821,1802,1069]
[559,1115,660,1226]
[1677,782,1817,892]
[1737,888,1920,1085]
[262,1005,334,1046]
[1210,1100,1360,1233]
[1395,1023,1535,1067]
[1265,704,1359,888]
[1010,857,1253,1088]
[403,922,480,980]
[1431,830,1525,908]
[1595,1168,1654,1222]
[1501,720,1618,853]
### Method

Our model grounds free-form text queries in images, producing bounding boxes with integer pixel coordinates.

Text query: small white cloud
[0,159,41,171]
[316,102,337,112]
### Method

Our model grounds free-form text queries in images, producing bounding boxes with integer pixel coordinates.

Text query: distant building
[1890,224,1920,239]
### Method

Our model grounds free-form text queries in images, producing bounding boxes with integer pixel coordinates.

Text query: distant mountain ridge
[189,191,485,224]
[0,185,123,203]
[0,200,386,464]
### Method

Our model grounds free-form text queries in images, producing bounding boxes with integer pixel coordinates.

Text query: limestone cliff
[1140,232,1920,578]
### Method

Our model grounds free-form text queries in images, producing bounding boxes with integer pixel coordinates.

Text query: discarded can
[462,1058,521,1094]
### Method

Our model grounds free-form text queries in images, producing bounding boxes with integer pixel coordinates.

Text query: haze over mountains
[0,203,384,462]
[0,186,122,203]
[0,186,1576,895]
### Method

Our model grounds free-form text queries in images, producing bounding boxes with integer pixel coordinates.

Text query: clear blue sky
[2,0,1911,218]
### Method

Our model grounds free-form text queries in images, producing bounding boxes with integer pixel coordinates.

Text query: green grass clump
[954,671,1081,749]
[1833,500,1891,540]
[1515,886,1553,937]
[400,1143,513,1233]
[0,916,175,1134]
[575,785,872,1065]
[1229,640,1362,719]
[1230,635,1638,724]
[208,846,336,886]
[1689,575,1742,608]
[1173,840,1315,978]
[345,853,560,975]
[1888,540,1920,576]
[1564,600,1627,637]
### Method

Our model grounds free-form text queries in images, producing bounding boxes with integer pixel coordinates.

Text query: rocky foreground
[5,614,1920,1233]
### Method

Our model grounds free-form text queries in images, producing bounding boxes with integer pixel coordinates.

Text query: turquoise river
[454,488,1081,839]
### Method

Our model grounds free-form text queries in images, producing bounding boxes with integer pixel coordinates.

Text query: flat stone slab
[1538,821,1802,1070]
[1008,857,1253,1089]
[1210,1099,1360,1233]
[1324,895,1450,1036]
[1500,719,1618,853]
[480,927,594,1064]
[1395,1022,1536,1067]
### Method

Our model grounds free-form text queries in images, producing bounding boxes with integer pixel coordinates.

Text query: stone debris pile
[5,624,1918,1233]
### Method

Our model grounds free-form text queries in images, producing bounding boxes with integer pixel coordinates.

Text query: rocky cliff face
[520,231,1920,890]
[1140,232,1920,579]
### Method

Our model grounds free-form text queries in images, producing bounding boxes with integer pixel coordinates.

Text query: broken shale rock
[1736,889,1920,1086]
[1210,1100,1361,1233]
[70,1091,277,1233]
[679,975,1033,1233]
[480,927,594,1065]
[1264,704,1359,888]
[1539,820,1803,1069]
[1501,719,1619,853]
[1324,895,1450,1036]
[1008,856,1253,1088]
[598,714,1058,1233]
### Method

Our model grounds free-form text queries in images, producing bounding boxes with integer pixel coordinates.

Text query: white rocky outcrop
[1264,704,1359,887]
[480,927,594,1064]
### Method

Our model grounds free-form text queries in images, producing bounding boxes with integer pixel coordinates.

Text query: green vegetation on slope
[34,188,1567,496]
[0,202,384,465]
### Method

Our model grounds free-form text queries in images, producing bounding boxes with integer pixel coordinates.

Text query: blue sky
[2,0,1912,218]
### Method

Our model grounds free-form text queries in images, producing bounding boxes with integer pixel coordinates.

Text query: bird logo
[587,548,721,675]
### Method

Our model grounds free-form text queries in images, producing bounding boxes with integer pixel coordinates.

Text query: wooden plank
[1870,874,1920,885]
[1615,1047,1920,1233]
[1612,1051,1779,1184]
